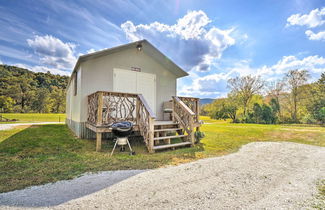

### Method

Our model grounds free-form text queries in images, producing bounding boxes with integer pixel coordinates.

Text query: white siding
[79,47,177,121]
[66,67,82,122]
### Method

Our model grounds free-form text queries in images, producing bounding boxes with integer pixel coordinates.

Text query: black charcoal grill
[110,121,135,156]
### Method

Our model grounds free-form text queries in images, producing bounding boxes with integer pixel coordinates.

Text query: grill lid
[111,121,133,131]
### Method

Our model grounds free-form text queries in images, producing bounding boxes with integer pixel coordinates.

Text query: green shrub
[301,114,317,124]
[194,131,205,143]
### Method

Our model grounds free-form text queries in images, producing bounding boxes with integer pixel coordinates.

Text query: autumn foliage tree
[227,75,265,116]
[284,70,309,122]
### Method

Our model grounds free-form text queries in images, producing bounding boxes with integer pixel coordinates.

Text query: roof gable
[70,40,188,81]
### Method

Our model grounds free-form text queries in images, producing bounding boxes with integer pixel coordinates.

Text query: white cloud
[286,7,325,28]
[178,70,234,98]
[121,10,235,72]
[228,55,325,80]
[267,55,325,76]
[179,55,325,98]
[86,48,96,54]
[27,35,77,70]
[305,30,325,40]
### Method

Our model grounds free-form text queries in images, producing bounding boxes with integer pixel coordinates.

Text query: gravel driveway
[0,142,324,209]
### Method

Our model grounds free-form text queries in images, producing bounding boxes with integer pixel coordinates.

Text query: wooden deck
[86,91,201,153]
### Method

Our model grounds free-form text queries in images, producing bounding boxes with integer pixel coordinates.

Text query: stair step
[153,142,192,150]
[154,121,178,126]
[154,128,182,132]
[154,134,187,141]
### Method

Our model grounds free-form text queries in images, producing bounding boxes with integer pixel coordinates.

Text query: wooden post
[196,99,200,121]
[171,98,175,122]
[96,92,103,152]
[189,117,195,146]
[97,92,103,126]
[196,99,200,132]
[136,98,140,126]
[148,117,155,153]
[96,132,102,152]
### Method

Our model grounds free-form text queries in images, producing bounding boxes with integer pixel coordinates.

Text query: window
[74,71,78,96]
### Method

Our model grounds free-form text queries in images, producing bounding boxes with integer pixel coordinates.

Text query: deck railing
[87,91,156,152]
[178,96,200,123]
[136,94,156,153]
[87,92,200,152]
[172,96,196,145]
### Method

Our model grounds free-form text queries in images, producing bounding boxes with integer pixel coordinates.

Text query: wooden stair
[154,128,182,132]
[153,142,191,150]
[154,134,187,141]
[152,121,191,151]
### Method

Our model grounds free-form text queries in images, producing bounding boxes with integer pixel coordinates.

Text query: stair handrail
[172,96,195,145]
[177,96,200,122]
[137,94,156,119]
[136,94,156,153]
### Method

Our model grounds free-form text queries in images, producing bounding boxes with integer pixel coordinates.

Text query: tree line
[202,70,325,124]
[0,65,69,113]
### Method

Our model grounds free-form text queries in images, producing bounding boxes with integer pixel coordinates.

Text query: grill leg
[110,140,118,157]
[127,139,133,152]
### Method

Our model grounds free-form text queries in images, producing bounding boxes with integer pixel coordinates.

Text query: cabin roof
[68,40,188,86]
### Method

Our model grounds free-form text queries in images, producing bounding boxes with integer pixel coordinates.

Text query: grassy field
[0,116,324,193]
[0,113,65,123]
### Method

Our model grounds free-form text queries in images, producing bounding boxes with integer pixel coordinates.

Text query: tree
[252,103,263,123]
[215,102,238,122]
[261,104,274,124]
[31,88,51,113]
[227,75,265,116]
[1,76,35,112]
[50,86,66,113]
[318,72,325,85]
[0,64,68,113]
[267,80,284,119]
[269,98,280,122]
[207,97,238,122]
[284,70,309,122]
[319,107,325,124]
[0,96,15,112]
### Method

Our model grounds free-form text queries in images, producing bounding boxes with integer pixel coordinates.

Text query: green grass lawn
[0,116,324,193]
[0,113,65,123]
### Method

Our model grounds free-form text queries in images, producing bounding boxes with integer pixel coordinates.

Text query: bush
[301,114,317,124]
[318,107,325,124]
[194,131,205,143]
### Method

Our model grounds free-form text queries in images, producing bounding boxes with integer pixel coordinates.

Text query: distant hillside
[200,98,214,105]
[0,64,69,113]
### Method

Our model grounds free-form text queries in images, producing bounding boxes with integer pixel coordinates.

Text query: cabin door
[113,68,156,114]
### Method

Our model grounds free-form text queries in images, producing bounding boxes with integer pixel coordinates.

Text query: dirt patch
[267,130,318,141]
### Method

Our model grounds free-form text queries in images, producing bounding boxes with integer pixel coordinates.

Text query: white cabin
[66,40,200,152]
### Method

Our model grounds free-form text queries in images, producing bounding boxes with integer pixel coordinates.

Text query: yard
[0,115,324,193]
[0,113,65,123]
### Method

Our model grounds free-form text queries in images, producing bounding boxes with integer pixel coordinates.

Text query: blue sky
[0,0,324,98]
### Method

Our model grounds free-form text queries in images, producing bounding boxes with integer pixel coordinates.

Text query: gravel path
[0,122,64,130]
[0,170,145,208]
[0,142,324,209]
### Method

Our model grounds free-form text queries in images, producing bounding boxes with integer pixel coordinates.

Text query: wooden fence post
[96,92,103,152]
